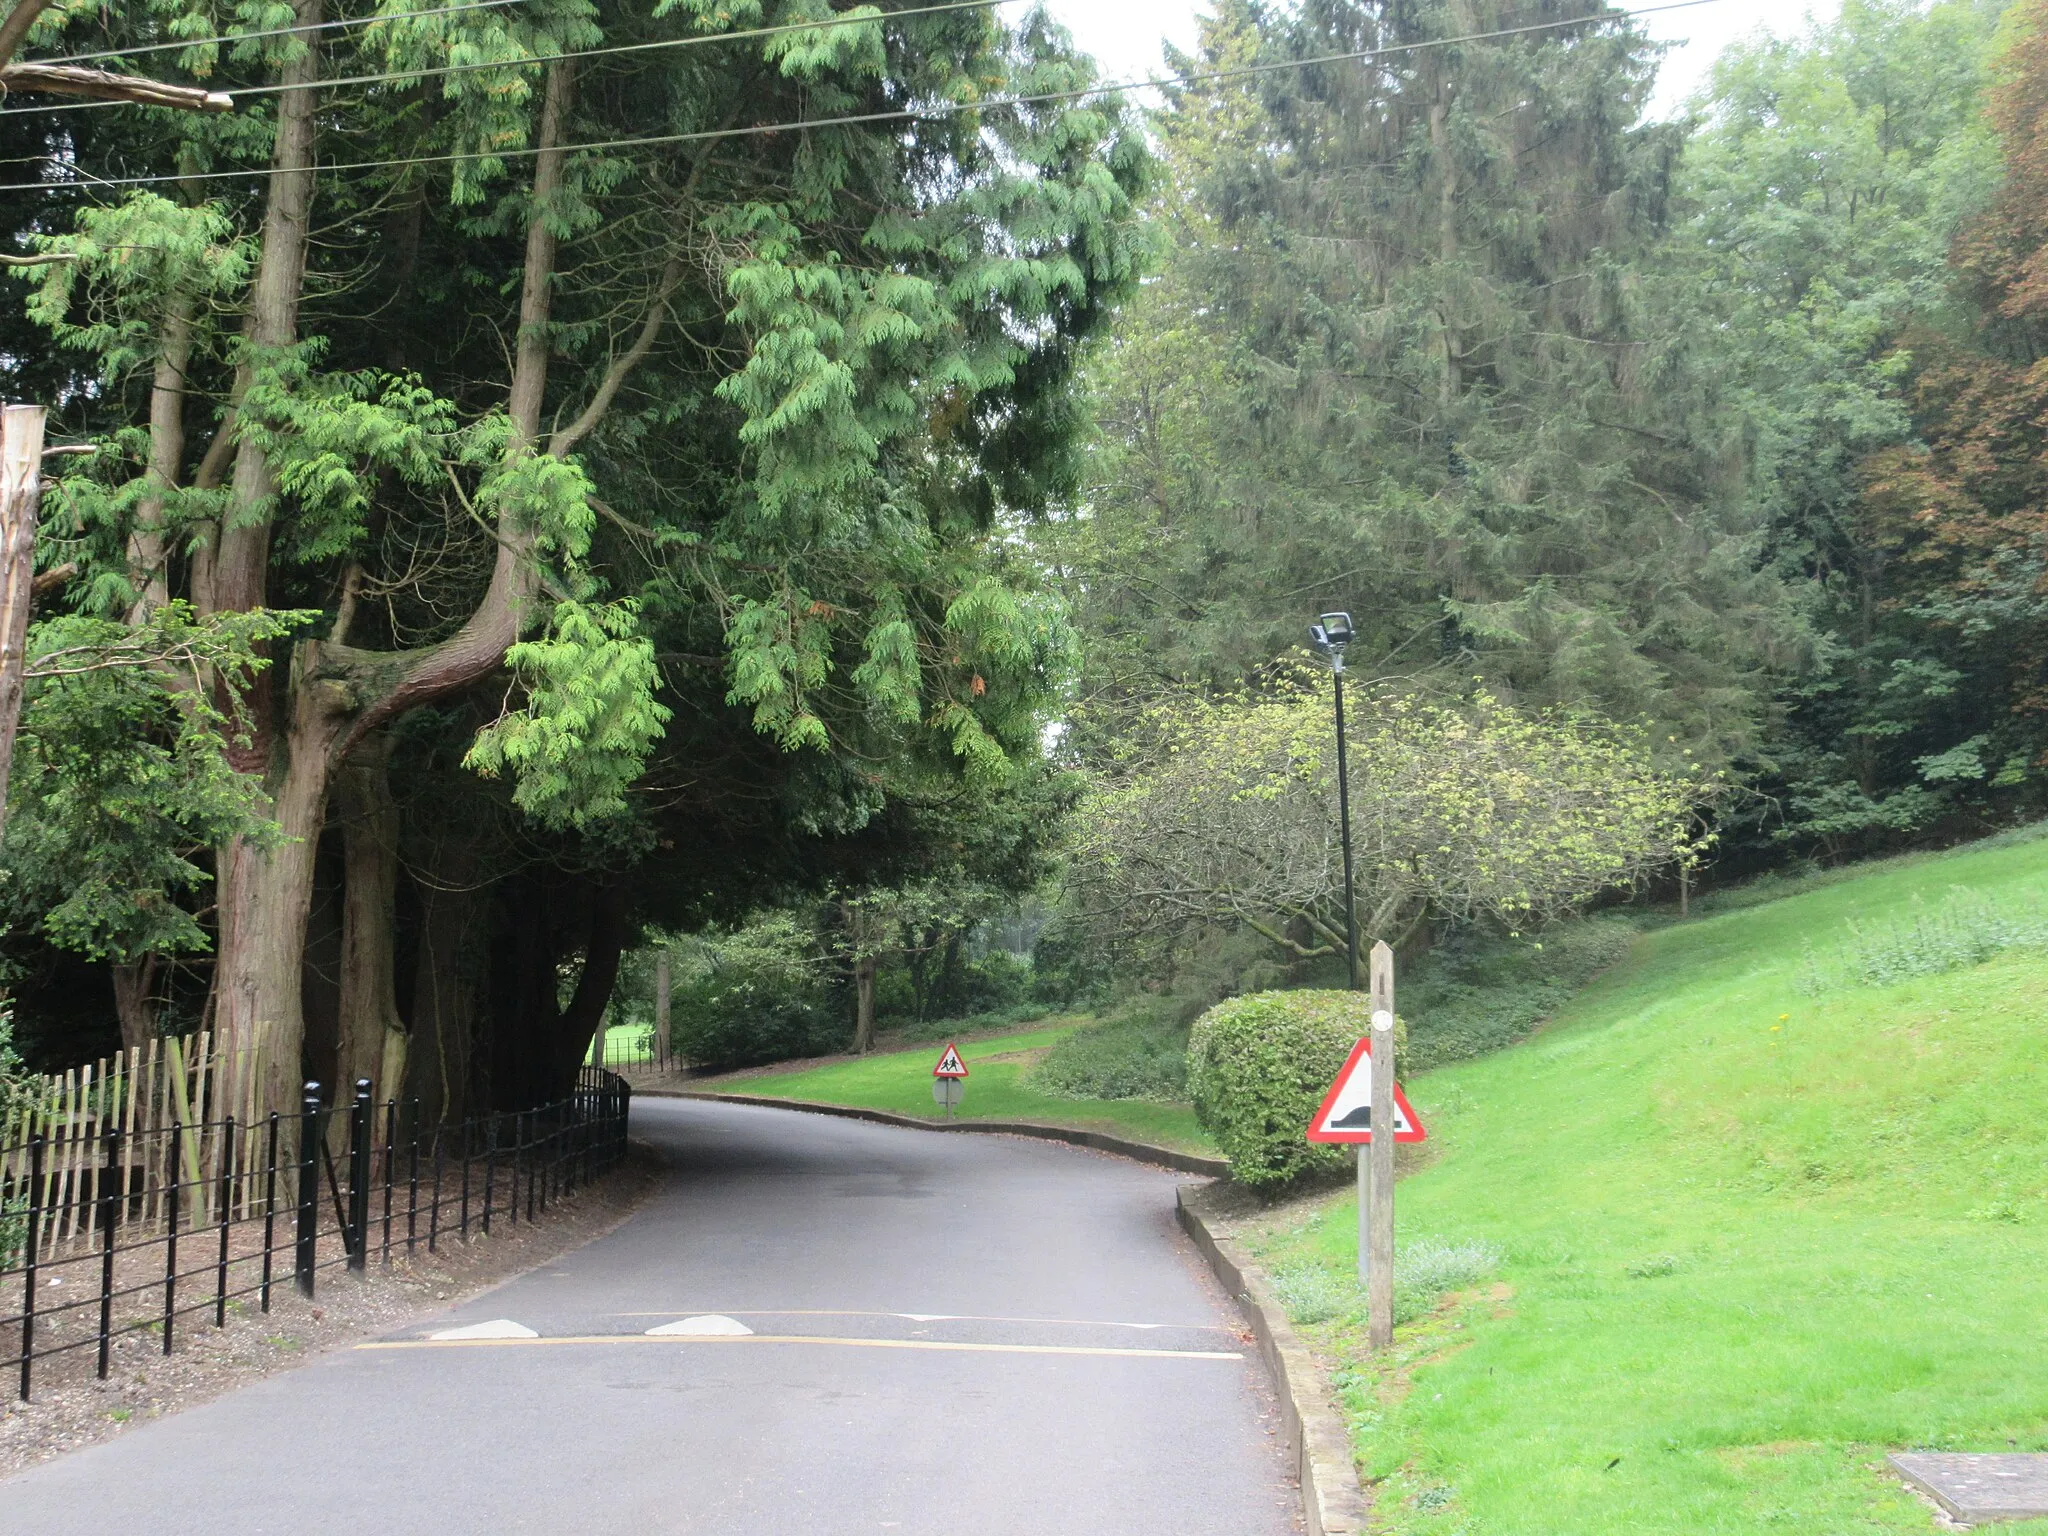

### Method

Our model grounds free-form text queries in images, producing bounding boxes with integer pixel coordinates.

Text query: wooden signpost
[1305,940,1426,1349]
[1367,941,1397,1348]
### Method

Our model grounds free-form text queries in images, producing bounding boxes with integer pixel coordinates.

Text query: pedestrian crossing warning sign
[1305,1037,1427,1144]
[933,1043,968,1078]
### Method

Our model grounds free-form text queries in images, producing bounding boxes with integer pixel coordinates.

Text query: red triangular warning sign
[1305,1036,1426,1144]
[933,1043,968,1078]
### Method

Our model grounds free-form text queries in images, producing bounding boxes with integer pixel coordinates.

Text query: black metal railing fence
[0,1066,630,1401]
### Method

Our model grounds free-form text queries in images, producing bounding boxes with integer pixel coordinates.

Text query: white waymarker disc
[645,1315,754,1336]
[428,1319,538,1340]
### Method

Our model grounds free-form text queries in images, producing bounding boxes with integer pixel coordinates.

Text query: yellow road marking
[359,1333,1243,1362]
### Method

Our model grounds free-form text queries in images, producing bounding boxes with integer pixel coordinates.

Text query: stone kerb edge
[1175,1185,1371,1536]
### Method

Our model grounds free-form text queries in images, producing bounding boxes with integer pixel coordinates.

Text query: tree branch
[547,251,684,459]
[0,62,233,112]
[0,0,53,67]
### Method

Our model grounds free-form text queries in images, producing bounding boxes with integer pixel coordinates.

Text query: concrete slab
[1889,1453,2048,1523]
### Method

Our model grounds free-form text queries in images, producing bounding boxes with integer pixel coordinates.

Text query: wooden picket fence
[0,1032,274,1255]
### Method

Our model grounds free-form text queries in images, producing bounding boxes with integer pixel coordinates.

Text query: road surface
[0,1095,1301,1535]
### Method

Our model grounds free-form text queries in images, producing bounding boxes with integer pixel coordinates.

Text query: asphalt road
[0,1096,1302,1535]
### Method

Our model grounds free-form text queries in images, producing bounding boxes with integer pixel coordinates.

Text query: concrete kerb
[1175,1184,1370,1536]
[638,1084,1368,1536]
[634,1086,1231,1177]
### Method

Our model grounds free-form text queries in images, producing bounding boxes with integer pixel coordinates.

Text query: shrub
[669,915,847,1070]
[671,979,847,1071]
[1187,990,1401,1189]
[1031,998,1191,1101]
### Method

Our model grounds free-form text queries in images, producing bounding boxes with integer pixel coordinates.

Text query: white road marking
[646,1315,754,1336]
[611,1308,1217,1333]
[428,1319,538,1341]
[363,1334,1243,1361]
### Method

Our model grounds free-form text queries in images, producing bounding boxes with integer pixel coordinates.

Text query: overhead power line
[31,0,523,69]
[0,0,1019,116]
[0,0,1726,196]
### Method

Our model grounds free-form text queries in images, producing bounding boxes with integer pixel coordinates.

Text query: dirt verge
[0,1144,661,1481]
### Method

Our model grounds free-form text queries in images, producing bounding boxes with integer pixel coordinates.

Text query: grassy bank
[1245,825,2048,1534]
[692,1021,1216,1154]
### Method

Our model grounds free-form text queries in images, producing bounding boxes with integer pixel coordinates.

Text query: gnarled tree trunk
[209,59,580,1119]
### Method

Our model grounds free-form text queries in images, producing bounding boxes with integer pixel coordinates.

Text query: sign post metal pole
[932,1042,968,1120]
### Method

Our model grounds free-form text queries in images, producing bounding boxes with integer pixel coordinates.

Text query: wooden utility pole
[1367,939,1397,1349]
[0,403,47,840]
[654,948,672,1070]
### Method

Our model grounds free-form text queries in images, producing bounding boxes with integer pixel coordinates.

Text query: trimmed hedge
[1187,989,1402,1189]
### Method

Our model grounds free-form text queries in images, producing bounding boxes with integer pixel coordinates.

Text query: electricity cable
[30,0,524,69]
[0,0,1019,116]
[0,0,1728,196]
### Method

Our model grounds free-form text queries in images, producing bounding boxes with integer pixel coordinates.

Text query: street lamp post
[1309,613,1361,991]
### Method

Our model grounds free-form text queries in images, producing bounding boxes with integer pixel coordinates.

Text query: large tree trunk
[406,828,484,1125]
[210,58,624,1121]
[335,734,405,1101]
[853,953,878,1055]
[555,883,627,1088]
[215,680,348,1117]
[111,955,160,1049]
[203,0,325,1114]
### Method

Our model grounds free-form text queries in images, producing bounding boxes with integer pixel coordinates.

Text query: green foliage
[464,600,672,828]
[1047,0,1795,767]
[1186,989,1394,1189]
[0,1010,28,1267]
[668,913,845,1070]
[3,606,290,964]
[1798,885,2048,995]
[236,349,456,563]
[1030,998,1191,1102]
[27,193,250,382]
[1400,917,1641,1073]
[1675,0,2029,851]
[1070,669,1703,976]
[1245,814,2048,1535]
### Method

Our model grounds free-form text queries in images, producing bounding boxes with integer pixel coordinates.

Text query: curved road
[0,1096,1301,1535]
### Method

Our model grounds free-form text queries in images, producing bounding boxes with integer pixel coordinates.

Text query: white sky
[1034,0,1846,118]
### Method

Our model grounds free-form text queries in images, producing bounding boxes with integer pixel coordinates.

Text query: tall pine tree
[1047,0,1797,766]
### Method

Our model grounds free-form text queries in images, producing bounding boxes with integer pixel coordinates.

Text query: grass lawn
[692,1021,1216,1154]
[1244,825,2048,1534]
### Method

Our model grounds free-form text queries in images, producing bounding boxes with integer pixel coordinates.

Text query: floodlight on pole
[1309,611,1361,991]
